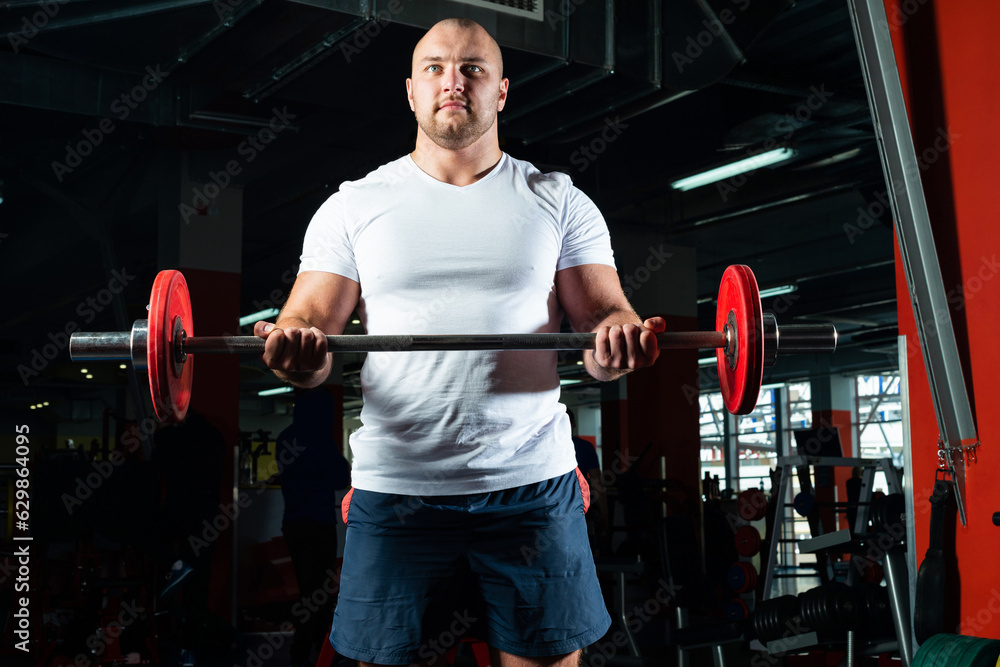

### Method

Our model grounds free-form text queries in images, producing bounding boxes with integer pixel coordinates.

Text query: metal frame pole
[846,0,979,524]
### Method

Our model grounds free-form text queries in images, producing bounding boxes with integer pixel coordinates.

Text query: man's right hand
[254,321,329,374]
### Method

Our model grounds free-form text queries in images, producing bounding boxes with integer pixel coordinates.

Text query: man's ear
[497,78,509,112]
[406,78,415,112]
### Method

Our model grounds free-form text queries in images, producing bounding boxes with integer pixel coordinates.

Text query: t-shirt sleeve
[298,191,360,282]
[556,181,616,271]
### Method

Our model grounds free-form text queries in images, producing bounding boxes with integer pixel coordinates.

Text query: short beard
[416,105,496,150]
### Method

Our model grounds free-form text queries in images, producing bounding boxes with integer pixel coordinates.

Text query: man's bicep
[278,271,361,335]
[555,263,637,332]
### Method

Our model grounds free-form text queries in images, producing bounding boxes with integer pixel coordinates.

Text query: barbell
[69,264,837,422]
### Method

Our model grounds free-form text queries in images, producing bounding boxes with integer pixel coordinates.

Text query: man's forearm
[275,354,333,388]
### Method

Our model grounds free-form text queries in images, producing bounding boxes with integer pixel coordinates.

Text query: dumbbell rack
[757,455,909,658]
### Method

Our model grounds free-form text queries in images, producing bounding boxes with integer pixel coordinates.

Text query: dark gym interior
[1,0,998,665]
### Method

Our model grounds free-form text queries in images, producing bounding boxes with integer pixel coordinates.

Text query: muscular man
[255,18,664,667]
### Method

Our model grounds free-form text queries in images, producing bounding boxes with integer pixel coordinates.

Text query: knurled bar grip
[72,330,726,358]
[187,331,732,353]
[69,326,837,359]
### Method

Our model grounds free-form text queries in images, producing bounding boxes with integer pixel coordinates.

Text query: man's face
[406,23,508,150]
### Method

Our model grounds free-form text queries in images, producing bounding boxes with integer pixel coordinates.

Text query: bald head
[406,17,509,152]
[412,18,503,78]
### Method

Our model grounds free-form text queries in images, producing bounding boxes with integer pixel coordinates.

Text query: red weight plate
[728,561,758,594]
[147,270,194,422]
[737,488,767,522]
[726,598,750,620]
[716,265,764,414]
[735,525,762,557]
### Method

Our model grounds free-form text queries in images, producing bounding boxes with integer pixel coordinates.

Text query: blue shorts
[330,469,611,665]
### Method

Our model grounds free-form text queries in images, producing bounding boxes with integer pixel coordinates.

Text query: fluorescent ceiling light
[671,148,797,191]
[758,284,798,299]
[560,379,582,386]
[698,356,717,367]
[240,308,280,327]
[258,386,294,397]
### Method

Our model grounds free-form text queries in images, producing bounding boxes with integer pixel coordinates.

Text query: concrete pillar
[158,151,242,623]
[600,235,700,519]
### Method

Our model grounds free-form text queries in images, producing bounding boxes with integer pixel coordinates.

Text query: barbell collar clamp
[725,310,738,370]
[69,320,150,369]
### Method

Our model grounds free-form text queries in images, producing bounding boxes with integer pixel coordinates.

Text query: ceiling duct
[449,0,545,21]
[293,0,591,61]
[661,0,795,90]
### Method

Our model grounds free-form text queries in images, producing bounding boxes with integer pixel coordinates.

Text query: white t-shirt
[299,153,616,495]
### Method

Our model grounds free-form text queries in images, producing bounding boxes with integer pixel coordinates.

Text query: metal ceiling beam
[0,50,179,122]
[2,0,215,35]
[666,180,867,235]
[720,71,868,110]
[176,0,266,65]
[0,49,245,133]
[242,15,369,102]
